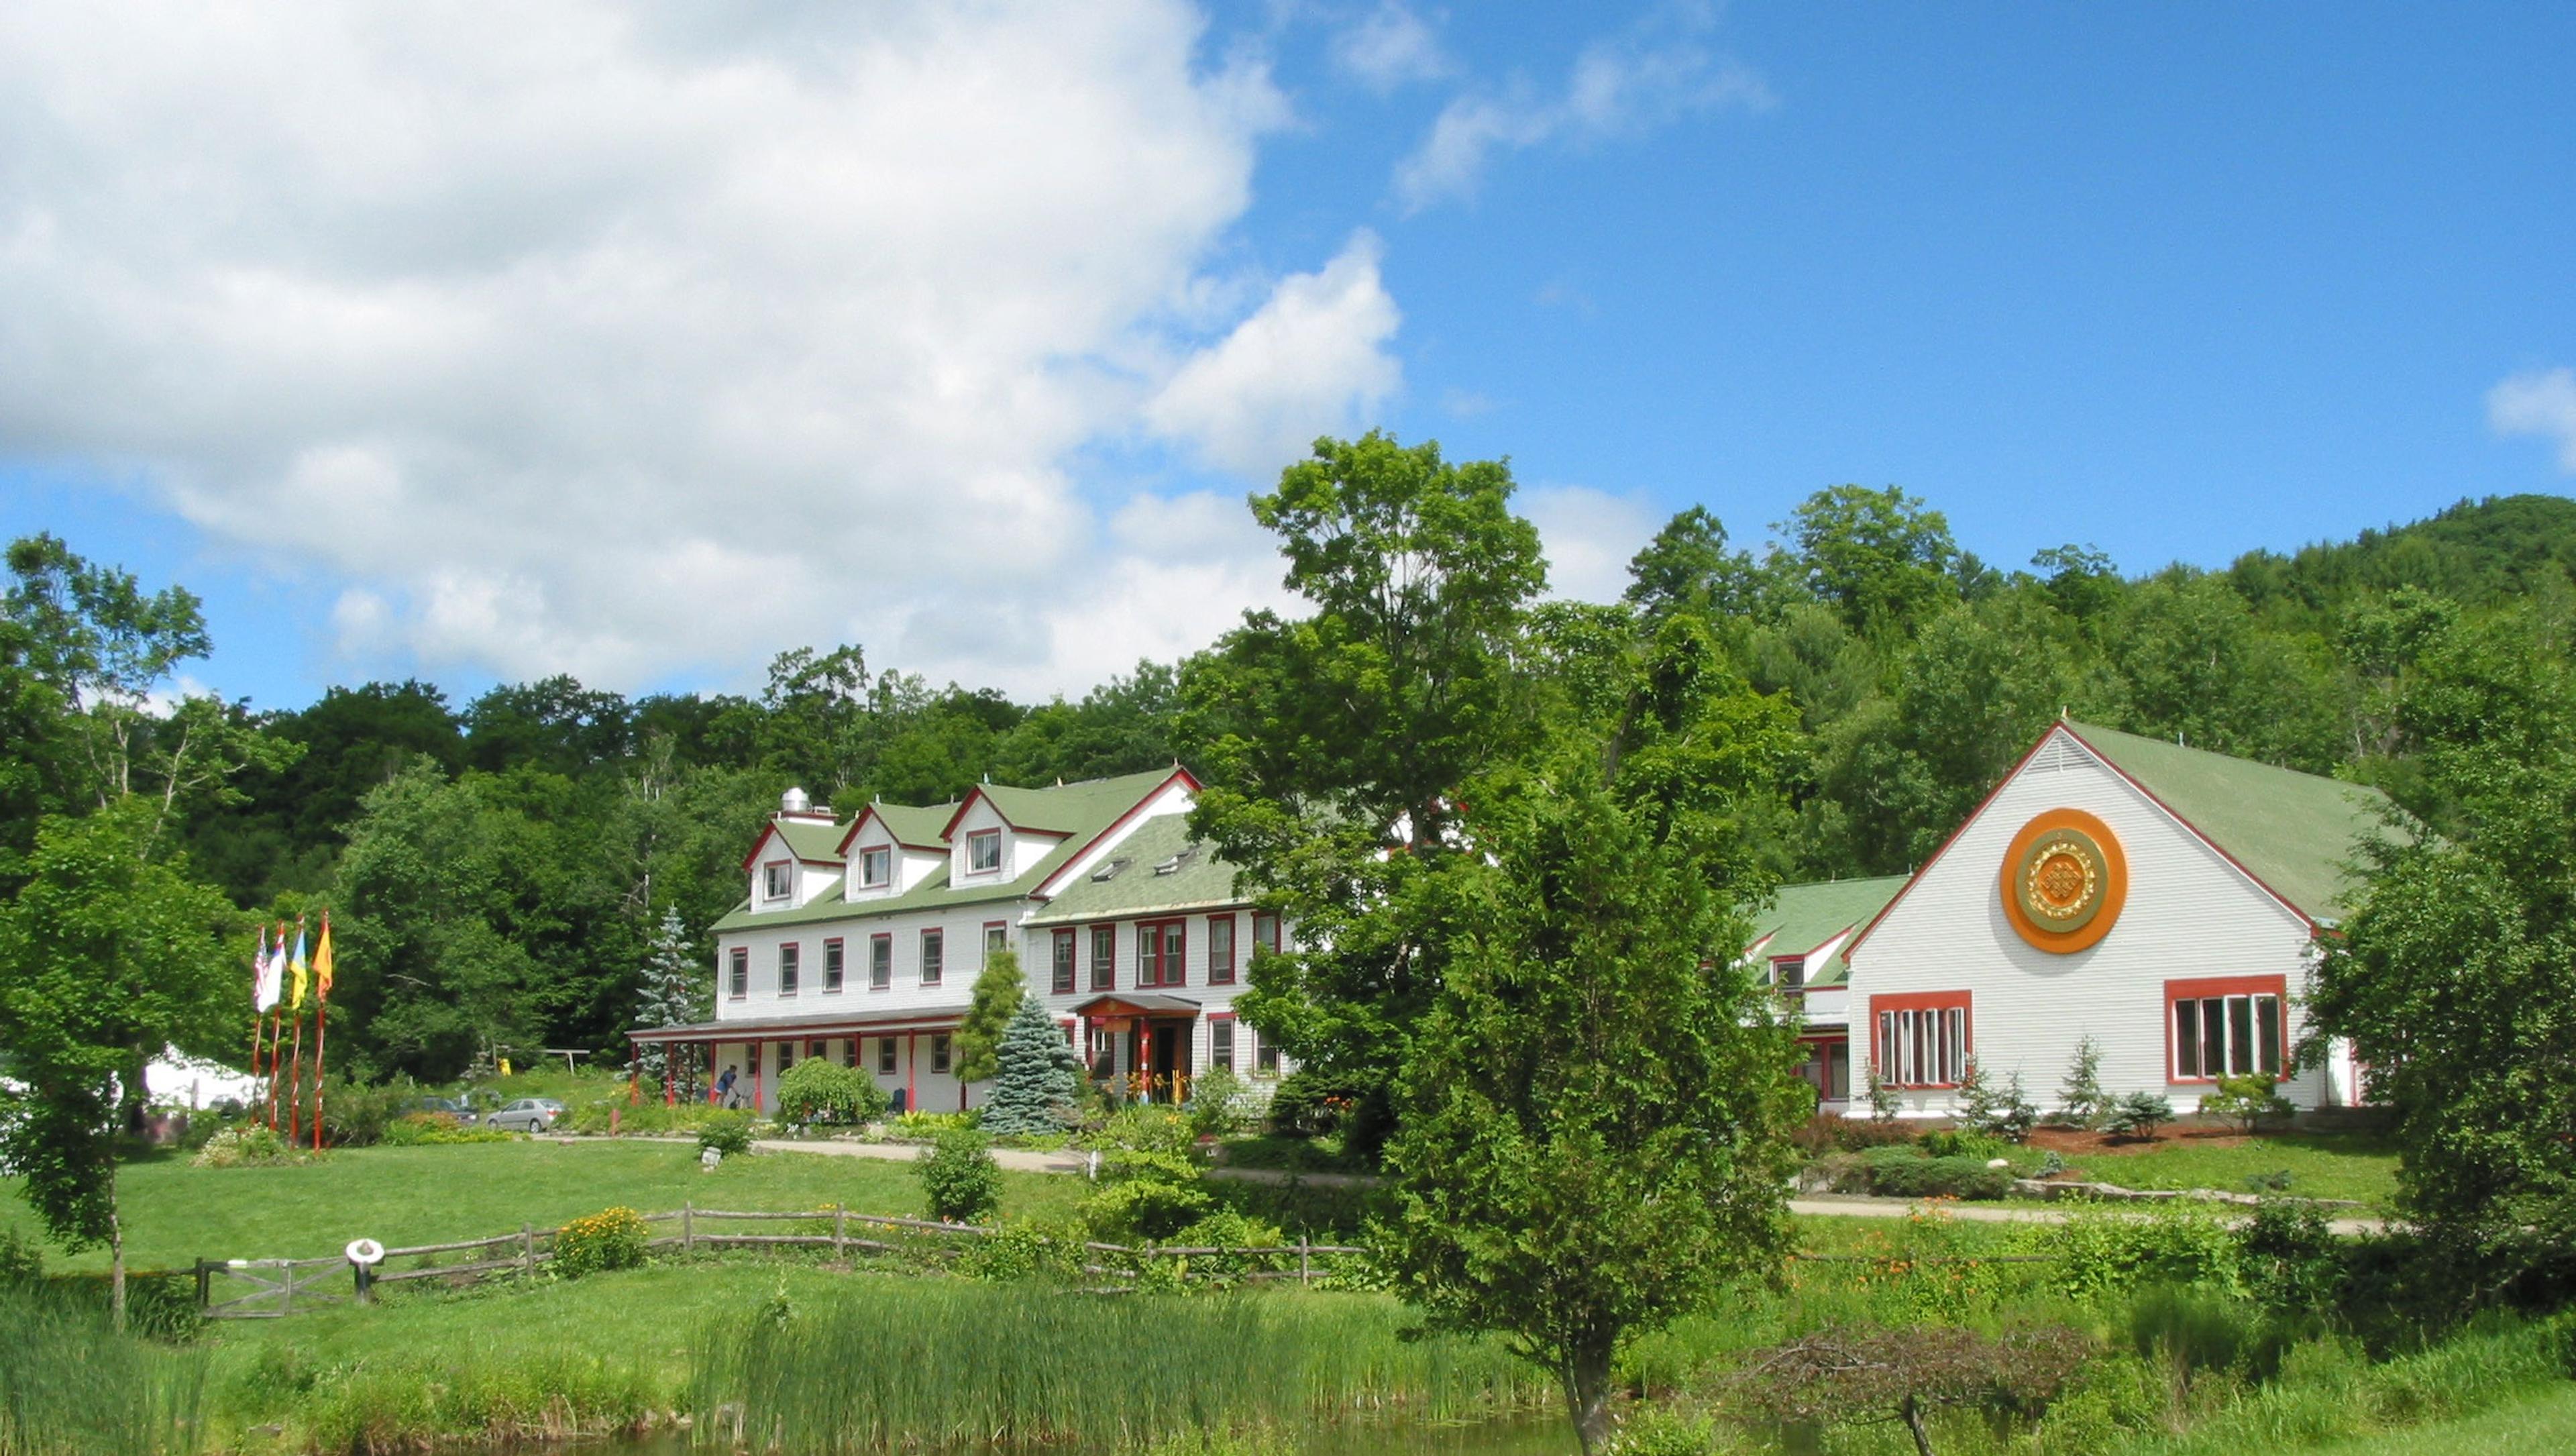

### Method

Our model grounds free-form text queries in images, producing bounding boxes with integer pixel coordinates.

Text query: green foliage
[379,1112,515,1146]
[888,1110,973,1140]
[1081,1106,1212,1241]
[953,946,1023,1084]
[980,993,1082,1137]
[1183,432,1550,1153]
[1182,1067,1252,1140]
[918,1124,1003,1224]
[2238,1198,2346,1312]
[633,907,708,1085]
[1860,1148,2014,1200]
[2057,1034,2111,1129]
[2106,1090,2174,1141]
[0,1286,208,1456]
[2204,1072,2295,1135]
[551,1206,649,1277]
[1863,1063,1902,1121]
[2017,1206,2245,1304]
[316,1075,418,1147]
[1264,1070,1369,1139]
[696,1111,755,1158]
[773,1058,888,1127]
[192,1123,311,1167]
[1955,1061,2037,1143]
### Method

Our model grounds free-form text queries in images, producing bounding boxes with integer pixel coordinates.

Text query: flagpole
[311,913,331,1152]
[266,1006,283,1130]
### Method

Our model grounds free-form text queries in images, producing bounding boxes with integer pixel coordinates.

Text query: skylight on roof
[1090,857,1130,883]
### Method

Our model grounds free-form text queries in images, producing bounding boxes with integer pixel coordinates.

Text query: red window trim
[1050,927,1078,994]
[2164,974,2290,1086]
[982,919,1010,967]
[1866,990,1974,1090]
[777,941,801,997]
[822,937,845,994]
[868,933,894,992]
[965,827,1004,877]
[761,858,794,900]
[1138,917,1189,988]
[919,926,945,985]
[855,844,893,889]
[1251,911,1280,955]
[1207,1009,1238,1072]
[727,946,749,1000]
[1087,921,1117,991]
[1205,913,1237,984]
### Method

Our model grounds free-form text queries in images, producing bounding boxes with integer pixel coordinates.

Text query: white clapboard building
[1748,721,2381,1117]
[630,768,1286,1114]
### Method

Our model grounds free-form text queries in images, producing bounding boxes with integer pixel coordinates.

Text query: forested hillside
[7,482,2569,1083]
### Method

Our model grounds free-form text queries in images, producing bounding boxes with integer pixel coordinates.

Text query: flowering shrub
[553,1206,649,1277]
[192,1124,310,1167]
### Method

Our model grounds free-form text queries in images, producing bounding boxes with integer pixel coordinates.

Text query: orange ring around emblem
[1999,807,2127,953]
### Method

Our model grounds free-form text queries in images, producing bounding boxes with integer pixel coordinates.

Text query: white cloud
[0,1,1388,697]
[1332,2,1452,92]
[2489,367,2576,472]
[1522,484,1658,605]
[1393,3,1771,211]
[1144,231,1403,476]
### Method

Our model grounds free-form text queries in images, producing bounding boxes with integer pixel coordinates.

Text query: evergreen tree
[2057,1034,2109,1129]
[981,994,1081,1136]
[633,906,706,1086]
[954,946,1024,1084]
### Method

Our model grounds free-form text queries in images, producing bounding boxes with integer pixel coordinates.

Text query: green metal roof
[766,819,848,864]
[854,801,955,850]
[1746,876,1908,988]
[713,768,1185,934]
[1024,813,1246,924]
[2066,721,2392,923]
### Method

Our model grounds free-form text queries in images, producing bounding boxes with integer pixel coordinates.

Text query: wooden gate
[197,1257,352,1318]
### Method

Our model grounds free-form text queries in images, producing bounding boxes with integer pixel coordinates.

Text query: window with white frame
[1211,1019,1235,1073]
[1089,924,1115,990]
[858,846,892,888]
[1873,994,1970,1089]
[762,860,792,900]
[920,928,944,986]
[967,829,1003,876]
[1253,1028,1279,1077]
[1207,917,1236,984]
[931,1034,953,1074]
[1771,956,1806,991]
[985,923,1008,964]
[2170,980,2285,1080]
[1051,928,1077,994]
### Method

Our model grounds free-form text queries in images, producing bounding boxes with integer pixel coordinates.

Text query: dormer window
[762,860,792,902]
[1772,957,1806,992]
[858,846,892,889]
[966,829,1003,876]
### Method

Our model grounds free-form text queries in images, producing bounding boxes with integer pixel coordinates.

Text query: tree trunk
[109,1205,127,1333]
[1901,1393,1937,1456]
[122,1043,152,1136]
[1560,1336,1618,1456]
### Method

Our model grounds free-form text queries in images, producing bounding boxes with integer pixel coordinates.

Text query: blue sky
[4,2,2573,713]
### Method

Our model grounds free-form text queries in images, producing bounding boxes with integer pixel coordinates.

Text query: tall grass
[0,1290,205,1455]
[689,1283,1550,1453]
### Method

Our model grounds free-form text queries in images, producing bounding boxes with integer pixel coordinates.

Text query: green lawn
[2060,1131,2399,1206]
[2298,1381,2576,1455]
[3,1139,1086,1272]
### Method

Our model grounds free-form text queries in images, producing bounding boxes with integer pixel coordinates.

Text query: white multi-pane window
[822,939,843,993]
[967,830,1003,875]
[1875,1002,1968,1088]
[763,861,792,900]
[869,936,892,990]
[727,947,748,999]
[920,928,945,986]
[858,847,891,888]
[2174,992,2284,1079]
[777,943,800,996]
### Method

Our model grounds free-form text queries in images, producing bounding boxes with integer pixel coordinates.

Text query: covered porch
[1069,992,1202,1104]
[629,1004,974,1116]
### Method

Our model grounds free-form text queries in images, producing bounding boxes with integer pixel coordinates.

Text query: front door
[1150,1021,1192,1103]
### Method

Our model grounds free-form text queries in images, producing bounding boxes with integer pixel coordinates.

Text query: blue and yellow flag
[289,919,310,1010]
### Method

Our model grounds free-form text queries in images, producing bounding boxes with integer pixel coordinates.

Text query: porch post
[906,1031,918,1113]
[752,1040,763,1115]
[628,1043,639,1105]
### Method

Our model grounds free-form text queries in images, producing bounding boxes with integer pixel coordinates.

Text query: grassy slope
[2300,1382,2576,1455]
[2060,1132,2400,1205]
[3,1139,1087,1272]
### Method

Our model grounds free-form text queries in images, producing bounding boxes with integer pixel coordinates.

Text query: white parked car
[487,1098,566,1133]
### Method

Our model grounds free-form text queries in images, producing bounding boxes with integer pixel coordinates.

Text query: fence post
[683,1200,694,1253]
[521,1224,535,1280]
[280,1260,295,1317]
[834,1204,847,1259]
[193,1259,209,1310]
[1299,1237,1310,1287]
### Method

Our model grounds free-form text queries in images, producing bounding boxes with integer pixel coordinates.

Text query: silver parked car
[487,1097,566,1133]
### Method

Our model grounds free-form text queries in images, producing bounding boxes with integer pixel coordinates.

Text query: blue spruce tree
[981,994,1083,1135]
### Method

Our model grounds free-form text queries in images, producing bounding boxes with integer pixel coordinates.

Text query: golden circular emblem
[2000,809,2126,953]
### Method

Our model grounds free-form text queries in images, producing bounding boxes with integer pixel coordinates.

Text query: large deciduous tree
[0,800,238,1327]
[1383,615,1807,1455]
[1183,432,1547,1149]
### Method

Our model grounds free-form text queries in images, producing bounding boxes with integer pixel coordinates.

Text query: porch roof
[1067,992,1201,1018]
[629,1004,973,1043]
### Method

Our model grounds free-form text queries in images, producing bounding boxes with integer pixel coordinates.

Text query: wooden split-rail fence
[197,1204,1366,1318]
